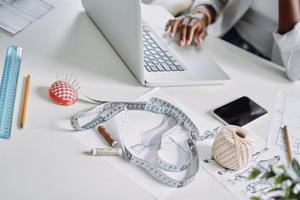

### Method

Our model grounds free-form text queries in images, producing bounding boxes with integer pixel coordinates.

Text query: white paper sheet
[73,88,218,200]
[72,88,285,200]
[267,91,300,158]
[0,0,53,34]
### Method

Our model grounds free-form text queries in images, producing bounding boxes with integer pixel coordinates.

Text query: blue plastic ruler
[0,46,22,139]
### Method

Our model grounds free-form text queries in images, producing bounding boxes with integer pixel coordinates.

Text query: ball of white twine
[212,125,255,170]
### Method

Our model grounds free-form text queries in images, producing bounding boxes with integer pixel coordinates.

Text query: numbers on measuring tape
[71,97,201,187]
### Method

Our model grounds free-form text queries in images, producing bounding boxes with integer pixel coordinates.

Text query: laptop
[82,0,230,86]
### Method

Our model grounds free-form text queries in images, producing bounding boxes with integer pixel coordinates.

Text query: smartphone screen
[213,96,267,126]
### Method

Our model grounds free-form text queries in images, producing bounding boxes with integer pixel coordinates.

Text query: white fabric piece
[271,40,283,66]
[273,20,300,81]
[150,0,193,15]
[273,20,300,52]
[235,0,278,58]
[191,0,227,14]
[278,49,300,81]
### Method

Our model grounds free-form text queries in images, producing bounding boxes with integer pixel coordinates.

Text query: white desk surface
[0,0,299,200]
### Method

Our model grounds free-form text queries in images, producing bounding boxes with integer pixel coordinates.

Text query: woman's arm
[278,0,300,34]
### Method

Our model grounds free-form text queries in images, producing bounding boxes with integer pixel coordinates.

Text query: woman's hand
[165,13,208,47]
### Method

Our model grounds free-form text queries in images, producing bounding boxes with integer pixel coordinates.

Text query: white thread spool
[91,148,122,156]
[212,126,255,170]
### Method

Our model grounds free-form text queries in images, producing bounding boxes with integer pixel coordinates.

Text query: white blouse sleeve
[191,0,227,14]
[273,21,300,81]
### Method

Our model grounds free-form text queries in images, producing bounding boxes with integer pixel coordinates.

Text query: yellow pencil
[283,125,293,163]
[20,75,31,129]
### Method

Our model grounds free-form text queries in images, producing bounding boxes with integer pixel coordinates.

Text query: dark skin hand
[278,0,300,34]
[165,14,208,47]
[165,6,216,47]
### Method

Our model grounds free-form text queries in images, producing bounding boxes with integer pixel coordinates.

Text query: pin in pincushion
[48,74,79,106]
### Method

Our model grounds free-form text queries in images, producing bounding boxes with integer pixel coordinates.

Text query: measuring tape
[0,46,22,139]
[71,97,202,187]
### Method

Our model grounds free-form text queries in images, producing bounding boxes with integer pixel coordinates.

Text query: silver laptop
[82,0,230,86]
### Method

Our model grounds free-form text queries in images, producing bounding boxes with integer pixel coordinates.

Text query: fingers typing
[165,14,208,47]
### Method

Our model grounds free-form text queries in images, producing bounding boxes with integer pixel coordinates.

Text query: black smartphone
[212,96,267,126]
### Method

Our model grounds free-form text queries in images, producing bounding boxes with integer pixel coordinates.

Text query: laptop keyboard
[142,25,185,72]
